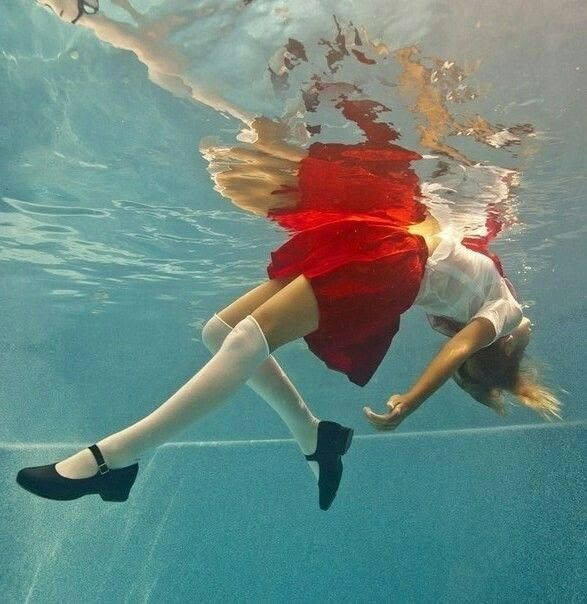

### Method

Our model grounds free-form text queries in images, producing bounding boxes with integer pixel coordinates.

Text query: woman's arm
[363,317,496,430]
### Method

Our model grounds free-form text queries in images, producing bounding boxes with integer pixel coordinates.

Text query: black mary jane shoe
[16,444,139,502]
[305,421,354,511]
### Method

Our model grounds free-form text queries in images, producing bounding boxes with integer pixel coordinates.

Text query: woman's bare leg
[251,275,319,351]
[217,277,294,326]
[55,276,319,478]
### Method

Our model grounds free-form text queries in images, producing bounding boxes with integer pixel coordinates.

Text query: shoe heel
[99,479,134,502]
[338,427,354,455]
[99,465,139,502]
[100,489,130,502]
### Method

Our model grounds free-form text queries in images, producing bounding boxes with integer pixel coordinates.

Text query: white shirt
[414,228,523,345]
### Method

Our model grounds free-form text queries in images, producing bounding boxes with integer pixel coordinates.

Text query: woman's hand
[363,394,416,431]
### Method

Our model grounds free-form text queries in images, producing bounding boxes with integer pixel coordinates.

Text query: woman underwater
[18,2,561,510]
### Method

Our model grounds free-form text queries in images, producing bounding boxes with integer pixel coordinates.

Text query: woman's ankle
[95,438,140,470]
[297,417,319,456]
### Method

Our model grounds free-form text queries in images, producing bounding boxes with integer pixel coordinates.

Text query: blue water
[1,1,585,602]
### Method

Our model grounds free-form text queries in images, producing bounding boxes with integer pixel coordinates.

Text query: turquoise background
[1,1,585,601]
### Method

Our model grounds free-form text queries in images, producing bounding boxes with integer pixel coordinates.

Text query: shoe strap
[88,444,110,475]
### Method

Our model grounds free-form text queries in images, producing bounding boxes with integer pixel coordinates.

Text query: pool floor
[3,421,585,603]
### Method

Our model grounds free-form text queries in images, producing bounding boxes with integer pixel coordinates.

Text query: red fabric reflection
[461,212,505,277]
[270,141,426,231]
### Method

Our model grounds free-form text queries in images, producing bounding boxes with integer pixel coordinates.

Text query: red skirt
[267,142,429,386]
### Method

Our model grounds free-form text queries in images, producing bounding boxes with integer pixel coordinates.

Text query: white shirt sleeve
[471,280,523,345]
[426,314,464,337]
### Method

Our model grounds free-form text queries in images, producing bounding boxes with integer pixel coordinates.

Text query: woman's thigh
[217,277,295,327]
[251,274,320,352]
[218,275,320,351]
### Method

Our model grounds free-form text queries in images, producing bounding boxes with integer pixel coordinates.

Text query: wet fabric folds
[267,142,428,386]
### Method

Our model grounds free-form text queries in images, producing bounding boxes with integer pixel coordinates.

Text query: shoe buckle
[89,444,110,475]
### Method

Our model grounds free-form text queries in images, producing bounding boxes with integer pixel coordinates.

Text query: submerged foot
[55,448,100,479]
[305,421,353,511]
[17,444,139,502]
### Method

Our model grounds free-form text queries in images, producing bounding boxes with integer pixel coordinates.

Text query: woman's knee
[201,314,232,352]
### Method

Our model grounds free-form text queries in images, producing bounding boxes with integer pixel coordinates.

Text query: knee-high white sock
[202,314,319,456]
[57,316,272,478]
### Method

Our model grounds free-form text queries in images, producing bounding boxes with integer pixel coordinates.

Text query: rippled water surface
[2,0,584,442]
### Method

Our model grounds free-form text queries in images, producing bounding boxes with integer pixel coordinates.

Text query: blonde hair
[509,366,562,420]
[454,341,562,421]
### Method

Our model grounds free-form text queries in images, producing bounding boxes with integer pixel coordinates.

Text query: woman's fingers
[363,406,401,431]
